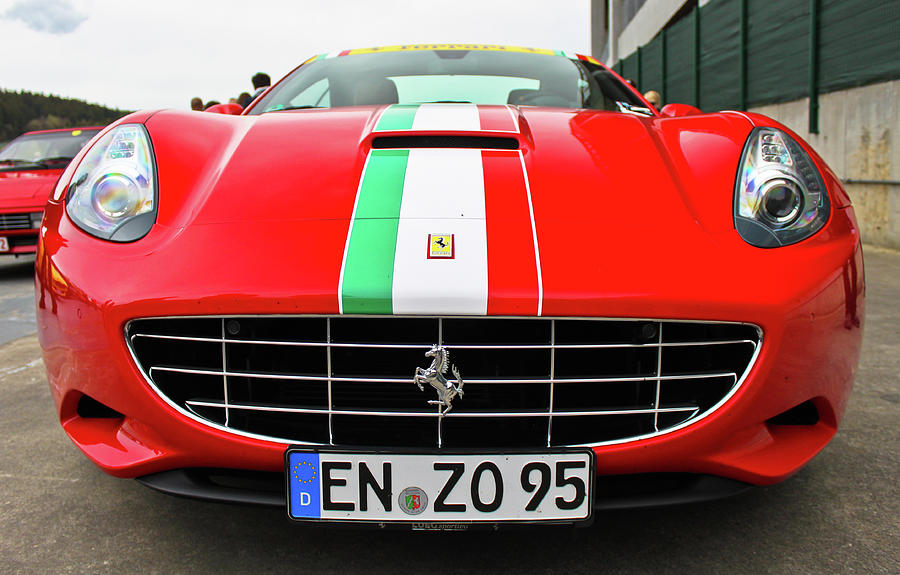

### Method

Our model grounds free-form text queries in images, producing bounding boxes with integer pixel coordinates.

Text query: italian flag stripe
[375,105,418,131]
[392,148,488,314]
[411,103,481,131]
[340,104,541,315]
[483,150,541,315]
[340,150,409,314]
[478,105,519,132]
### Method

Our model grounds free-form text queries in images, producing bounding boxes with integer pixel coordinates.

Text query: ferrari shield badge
[427,233,454,259]
[414,344,464,414]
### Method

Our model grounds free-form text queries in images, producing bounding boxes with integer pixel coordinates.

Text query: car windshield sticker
[308,46,601,65]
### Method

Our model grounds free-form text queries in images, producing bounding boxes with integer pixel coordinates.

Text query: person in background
[250,72,271,101]
[643,90,662,109]
[237,92,252,109]
[190,97,203,111]
[203,100,221,110]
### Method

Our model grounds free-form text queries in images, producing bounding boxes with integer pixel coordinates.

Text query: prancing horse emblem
[414,345,464,414]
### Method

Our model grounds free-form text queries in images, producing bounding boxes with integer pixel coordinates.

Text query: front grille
[0,212,31,231]
[127,317,761,448]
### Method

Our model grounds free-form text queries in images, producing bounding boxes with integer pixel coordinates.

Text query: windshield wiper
[615,101,654,117]
[0,158,44,170]
[263,105,325,113]
[34,156,74,167]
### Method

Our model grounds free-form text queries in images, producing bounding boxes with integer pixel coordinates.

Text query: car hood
[130,105,761,316]
[0,168,62,206]
[145,106,752,232]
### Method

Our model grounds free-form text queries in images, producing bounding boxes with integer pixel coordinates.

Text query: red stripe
[478,105,518,132]
[338,49,351,57]
[482,150,540,315]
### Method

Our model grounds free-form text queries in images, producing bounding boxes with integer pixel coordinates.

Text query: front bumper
[35,202,865,493]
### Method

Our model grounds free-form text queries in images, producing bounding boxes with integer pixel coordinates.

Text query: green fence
[612,0,900,132]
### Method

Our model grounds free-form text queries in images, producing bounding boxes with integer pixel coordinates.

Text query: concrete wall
[616,0,687,61]
[749,80,899,250]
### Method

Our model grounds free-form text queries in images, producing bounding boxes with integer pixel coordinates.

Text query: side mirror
[204,103,243,115]
[660,103,702,118]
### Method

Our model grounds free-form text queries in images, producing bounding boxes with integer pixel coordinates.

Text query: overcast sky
[0,0,591,111]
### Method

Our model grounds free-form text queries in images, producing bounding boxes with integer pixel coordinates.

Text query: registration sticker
[286,448,594,525]
[0,237,8,252]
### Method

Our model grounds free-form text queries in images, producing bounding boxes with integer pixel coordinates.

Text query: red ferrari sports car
[36,45,864,527]
[0,127,101,255]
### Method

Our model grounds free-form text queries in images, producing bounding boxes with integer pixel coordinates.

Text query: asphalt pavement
[0,249,896,574]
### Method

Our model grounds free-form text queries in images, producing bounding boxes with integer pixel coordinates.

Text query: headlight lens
[734,128,829,247]
[65,124,157,241]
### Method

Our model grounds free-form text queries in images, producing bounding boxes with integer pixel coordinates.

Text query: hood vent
[372,135,518,150]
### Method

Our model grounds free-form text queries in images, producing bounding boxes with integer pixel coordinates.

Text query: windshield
[0,129,101,168]
[249,47,648,114]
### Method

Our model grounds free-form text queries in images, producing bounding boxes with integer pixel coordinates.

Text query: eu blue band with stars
[288,452,321,518]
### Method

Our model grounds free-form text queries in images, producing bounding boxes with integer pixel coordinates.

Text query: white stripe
[519,150,543,316]
[411,103,481,131]
[392,148,488,315]
[337,152,373,314]
[504,104,520,132]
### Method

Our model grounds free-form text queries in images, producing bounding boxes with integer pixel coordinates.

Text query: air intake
[372,135,518,149]
[127,316,761,449]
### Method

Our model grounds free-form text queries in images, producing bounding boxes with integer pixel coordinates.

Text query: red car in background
[0,127,101,255]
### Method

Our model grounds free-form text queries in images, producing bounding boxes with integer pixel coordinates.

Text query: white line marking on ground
[0,358,42,377]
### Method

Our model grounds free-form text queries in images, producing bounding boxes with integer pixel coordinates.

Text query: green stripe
[375,104,419,131]
[341,149,409,314]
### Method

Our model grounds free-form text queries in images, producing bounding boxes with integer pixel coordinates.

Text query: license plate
[0,237,8,252]
[285,448,594,525]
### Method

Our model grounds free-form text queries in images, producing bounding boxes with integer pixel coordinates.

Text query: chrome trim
[184,400,700,419]
[326,317,333,446]
[148,365,738,385]
[125,315,763,449]
[220,319,230,426]
[546,319,556,448]
[653,323,663,432]
[131,332,755,349]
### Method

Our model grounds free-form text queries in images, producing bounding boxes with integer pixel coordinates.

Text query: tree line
[0,89,131,143]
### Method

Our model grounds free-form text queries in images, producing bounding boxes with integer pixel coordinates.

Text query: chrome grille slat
[326,317,333,445]
[132,332,756,349]
[149,365,738,385]
[128,316,761,448]
[184,400,701,418]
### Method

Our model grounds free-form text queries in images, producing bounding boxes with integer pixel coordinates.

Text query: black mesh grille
[127,317,760,448]
[0,212,32,231]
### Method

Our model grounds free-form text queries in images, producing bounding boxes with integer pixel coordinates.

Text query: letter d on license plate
[285,448,594,525]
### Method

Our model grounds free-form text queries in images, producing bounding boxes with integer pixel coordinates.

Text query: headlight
[65,124,157,241]
[734,127,829,248]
